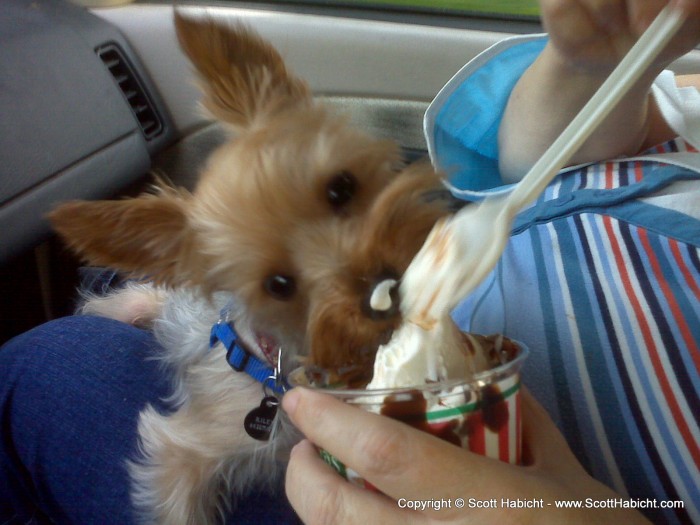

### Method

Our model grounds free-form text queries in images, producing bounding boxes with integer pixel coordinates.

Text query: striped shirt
[430,37,700,524]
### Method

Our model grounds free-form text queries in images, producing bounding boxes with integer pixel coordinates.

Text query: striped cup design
[290,341,528,488]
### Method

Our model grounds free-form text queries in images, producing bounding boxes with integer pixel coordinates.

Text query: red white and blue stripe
[453,139,700,524]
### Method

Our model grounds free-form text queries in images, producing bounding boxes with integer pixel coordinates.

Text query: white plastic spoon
[399,4,687,328]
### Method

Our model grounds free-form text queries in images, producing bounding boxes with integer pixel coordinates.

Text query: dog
[49,13,467,524]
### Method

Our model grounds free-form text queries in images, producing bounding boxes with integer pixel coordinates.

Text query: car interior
[1,0,699,345]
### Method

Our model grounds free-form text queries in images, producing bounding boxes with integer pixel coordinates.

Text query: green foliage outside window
[342,0,539,17]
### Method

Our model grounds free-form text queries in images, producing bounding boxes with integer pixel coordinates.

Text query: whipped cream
[367,314,486,389]
[367,213,492,390]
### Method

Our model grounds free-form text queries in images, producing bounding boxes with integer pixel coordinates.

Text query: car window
[257,0,539,18]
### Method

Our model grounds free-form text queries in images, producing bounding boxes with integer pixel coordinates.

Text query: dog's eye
[326,171,357,211]
[264,274,296,300]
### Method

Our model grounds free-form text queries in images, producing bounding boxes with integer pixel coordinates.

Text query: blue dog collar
[209,320,288,395]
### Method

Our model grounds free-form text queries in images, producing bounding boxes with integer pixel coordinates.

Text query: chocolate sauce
[380,390,461,447]
[361,337,517,444]
[479,385,509,432]
[461,384,509,450]
[305,365,373,389]
[307,334,518,440]
[459,333,521,368]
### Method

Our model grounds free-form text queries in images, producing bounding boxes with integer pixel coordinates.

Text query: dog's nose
[364,277,400,320]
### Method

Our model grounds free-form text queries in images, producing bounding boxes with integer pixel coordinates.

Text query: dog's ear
[49,188,199,287]
[174,12,311,130]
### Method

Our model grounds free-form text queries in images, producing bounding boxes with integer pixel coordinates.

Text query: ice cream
[288,331,527,486]
[290,203,529,481]
[366,315,491,389]
[366,213,494,390]
[401,216,472,329]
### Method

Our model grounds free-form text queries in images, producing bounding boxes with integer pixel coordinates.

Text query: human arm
[283,387,651,525]
[498,0,700,183]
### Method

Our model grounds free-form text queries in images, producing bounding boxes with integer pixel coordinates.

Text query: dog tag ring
[244,396,278,441]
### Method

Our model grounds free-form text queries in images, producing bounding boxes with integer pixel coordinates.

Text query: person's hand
[541,0,700,73]
[283,387,651,524]
[499,0,700,181]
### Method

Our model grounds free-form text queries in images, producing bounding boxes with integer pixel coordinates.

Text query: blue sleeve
[425,36,547,193]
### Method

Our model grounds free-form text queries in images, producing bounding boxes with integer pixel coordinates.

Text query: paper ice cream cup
[288,340,529,490]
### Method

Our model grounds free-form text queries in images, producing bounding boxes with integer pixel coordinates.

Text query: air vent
[96,43,163,140]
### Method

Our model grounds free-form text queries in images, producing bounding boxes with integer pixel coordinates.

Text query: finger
[583,0,627,31]
[539,0,614,64]
[285,439,424,525]
[540,0,598,43]
[627,0,675,35]
[283,387,507,503]
[520,388,587,475]
[673,0,700,16]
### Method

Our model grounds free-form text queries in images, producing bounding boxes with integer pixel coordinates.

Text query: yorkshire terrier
[49,13,467,524]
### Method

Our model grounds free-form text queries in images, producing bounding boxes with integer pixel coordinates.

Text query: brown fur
[50,13,452,371]
[48,12,457,524]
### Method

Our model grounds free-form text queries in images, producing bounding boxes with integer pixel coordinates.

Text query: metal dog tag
[244,396,278,441]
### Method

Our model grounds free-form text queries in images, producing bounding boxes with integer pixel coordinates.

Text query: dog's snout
[363,276,400,320]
